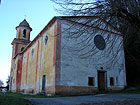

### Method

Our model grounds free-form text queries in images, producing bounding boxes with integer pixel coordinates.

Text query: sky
[0,0,59,85]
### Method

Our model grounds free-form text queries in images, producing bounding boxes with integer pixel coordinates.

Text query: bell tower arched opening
[23,29,26,38]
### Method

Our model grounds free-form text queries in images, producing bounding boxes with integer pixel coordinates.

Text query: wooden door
[98,71,106,91]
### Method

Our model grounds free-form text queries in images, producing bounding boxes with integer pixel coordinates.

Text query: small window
[21,47,24,51]
[44,35,48,45]
[31,49,34,56]
[88,77,94,86]
[110,77,114,86]
[23,29,26,38]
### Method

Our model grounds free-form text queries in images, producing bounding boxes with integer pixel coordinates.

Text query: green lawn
[0,92,52,105]
[105,87,140,94]
[0,92,33,105]
[122,89,140,94]
[4,92,51,98]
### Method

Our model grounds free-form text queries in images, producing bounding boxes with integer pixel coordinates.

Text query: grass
[118,86,140,94]
[105,87,140,94]
[0,91,59,105]
[0,92,33,105]
[122,89,140,94]
[5,92,52,98]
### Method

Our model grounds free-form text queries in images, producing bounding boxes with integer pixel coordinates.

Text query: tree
[51,0,140,44]
[51,0,140,86]
[6,75,10,90]
[0,80,4,87]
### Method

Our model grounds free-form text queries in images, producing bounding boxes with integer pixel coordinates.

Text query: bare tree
[51,0,140,46]
[51,0,140,85]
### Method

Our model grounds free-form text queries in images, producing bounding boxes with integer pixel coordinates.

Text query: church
[9,16,126,95]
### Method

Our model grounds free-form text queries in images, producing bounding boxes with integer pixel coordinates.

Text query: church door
[98,71,107,91]
[42,75,46,92]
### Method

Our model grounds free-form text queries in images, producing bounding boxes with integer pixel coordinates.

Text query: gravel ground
[27,94,140,105]
[79,100,140,105]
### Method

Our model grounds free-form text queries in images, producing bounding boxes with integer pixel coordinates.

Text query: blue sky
[0,0,58,85]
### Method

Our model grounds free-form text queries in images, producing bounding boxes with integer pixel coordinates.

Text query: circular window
[94,35,106,50]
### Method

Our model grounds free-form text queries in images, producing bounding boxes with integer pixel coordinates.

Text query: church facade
[9,16,126,95]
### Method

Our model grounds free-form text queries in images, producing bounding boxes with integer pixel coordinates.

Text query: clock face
[94,35,106,50]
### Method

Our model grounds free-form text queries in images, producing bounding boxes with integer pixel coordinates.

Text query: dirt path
[79,100,140,105]
[26,94,140,105]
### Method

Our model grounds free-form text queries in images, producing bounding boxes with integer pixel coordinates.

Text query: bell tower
[10,19,32,91]
[11,19,32,57]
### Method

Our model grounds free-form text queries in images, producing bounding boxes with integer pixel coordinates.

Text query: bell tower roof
[16,19,32,31]
[19,19,30,27]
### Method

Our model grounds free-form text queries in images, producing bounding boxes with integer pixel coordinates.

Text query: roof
[19,19,30,27]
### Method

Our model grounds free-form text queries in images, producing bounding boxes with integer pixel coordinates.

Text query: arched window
[21,47,24,51]
[23,29,26,38]
[31,48,34,56]
[45,35,48,45]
